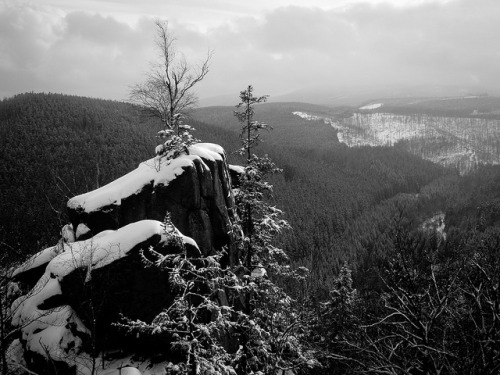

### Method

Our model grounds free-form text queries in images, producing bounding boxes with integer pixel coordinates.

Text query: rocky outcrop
[67,143,235,256]
[10,220,200,374]
[9,143,237,375]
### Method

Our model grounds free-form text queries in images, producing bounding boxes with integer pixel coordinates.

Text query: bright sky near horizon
[1,0,498,102]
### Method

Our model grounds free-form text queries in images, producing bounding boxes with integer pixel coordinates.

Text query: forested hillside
[0,93,158,252]
[3,93,500,293]
[295,110,500,174]
[380,95,500,118]
[4,92,500,374]
[192,104,455,289]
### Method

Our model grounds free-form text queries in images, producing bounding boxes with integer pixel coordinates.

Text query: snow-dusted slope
[293,111,500,174]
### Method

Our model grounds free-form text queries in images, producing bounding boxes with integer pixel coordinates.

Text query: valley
[2,92,500,290]
[2,92,500,374]
[3,0,500,372]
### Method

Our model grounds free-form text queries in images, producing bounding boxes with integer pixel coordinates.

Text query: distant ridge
[266,84,495,107]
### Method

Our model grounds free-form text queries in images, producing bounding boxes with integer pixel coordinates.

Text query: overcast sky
[1,0,499,103]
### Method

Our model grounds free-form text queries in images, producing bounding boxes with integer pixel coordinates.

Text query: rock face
[9,144,237,375]
[67,143,236,256]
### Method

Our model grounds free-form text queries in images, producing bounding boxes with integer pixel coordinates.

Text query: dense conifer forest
[3,92,500,373]
[3,92,500,290]
[0,93,156,253]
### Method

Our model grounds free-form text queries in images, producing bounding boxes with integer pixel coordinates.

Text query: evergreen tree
[306,263,363,375]
[232,85,290,276]
[115,213,235,375]
[234,85,269,163]
[115,86,314,375]
[155,114,199,162]
[231,85,313,374]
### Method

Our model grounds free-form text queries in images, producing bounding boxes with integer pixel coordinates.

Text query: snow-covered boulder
[11,220,199,374]
[67,143,235,256]
[228,164,245,188]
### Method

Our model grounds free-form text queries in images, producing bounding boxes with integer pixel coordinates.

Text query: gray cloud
[0,4,155,99]
[192,0,500,99]
[1,0,500,101]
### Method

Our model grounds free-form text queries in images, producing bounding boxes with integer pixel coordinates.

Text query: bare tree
[130,19,212,135]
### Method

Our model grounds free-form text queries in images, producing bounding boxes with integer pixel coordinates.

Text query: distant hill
[192,102,454,286]
[284,94,500,176]
[376,95,500,118]
[265,84,497,107]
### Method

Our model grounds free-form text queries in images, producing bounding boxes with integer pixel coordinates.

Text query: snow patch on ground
[421,212,446,241]
[292,111,323,121]
[359,103,383,110]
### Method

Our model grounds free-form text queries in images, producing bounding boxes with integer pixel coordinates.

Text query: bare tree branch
[129,19,212,133]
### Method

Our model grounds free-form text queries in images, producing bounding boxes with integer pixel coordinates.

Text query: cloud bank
[1,0,499,102]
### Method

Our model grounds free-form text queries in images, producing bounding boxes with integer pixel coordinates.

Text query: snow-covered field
[359,103,383,110]
[421,212,447,241]
[293,111,500,174]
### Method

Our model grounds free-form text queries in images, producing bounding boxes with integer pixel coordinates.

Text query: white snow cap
[229,164,245,174]
[76,223,91,239]
[12,241,65,278]
[68,143,224,213]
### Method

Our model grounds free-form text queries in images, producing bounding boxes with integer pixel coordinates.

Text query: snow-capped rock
[67,143,235,256]
[10,143,238,374]
[11,220,199,373]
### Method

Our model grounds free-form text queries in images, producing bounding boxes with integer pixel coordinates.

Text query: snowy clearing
[359,103,383,110]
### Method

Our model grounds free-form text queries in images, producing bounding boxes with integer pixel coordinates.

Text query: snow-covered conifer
[231,86,315,374]
[154,114,199,163]
[115,213,235,375]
